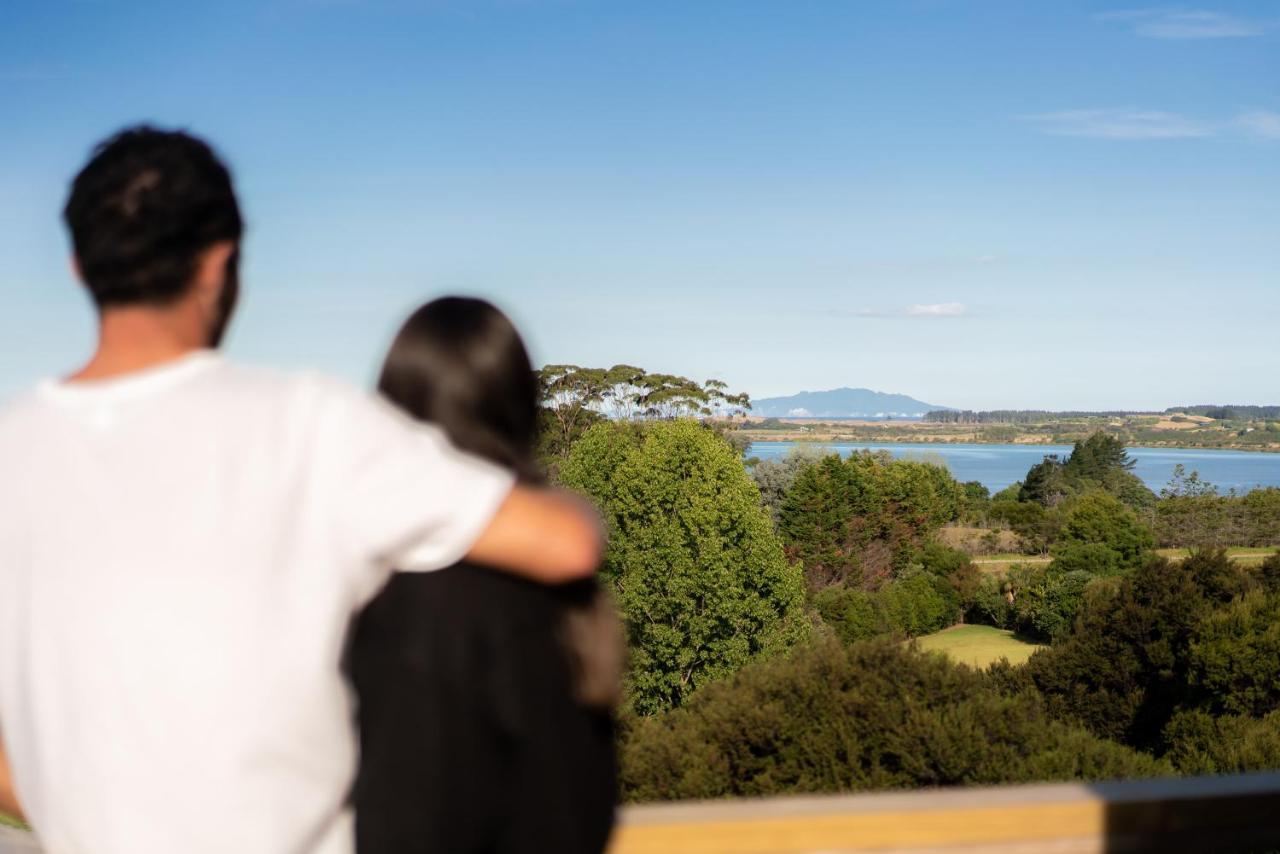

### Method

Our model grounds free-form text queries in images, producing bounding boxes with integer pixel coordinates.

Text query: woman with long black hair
[346,297,620,854]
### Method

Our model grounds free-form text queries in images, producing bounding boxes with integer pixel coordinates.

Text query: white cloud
[1237,111,1280,140]
[1028,109,1214,139]
[905,303,968,317]
[1097,9,1266,39]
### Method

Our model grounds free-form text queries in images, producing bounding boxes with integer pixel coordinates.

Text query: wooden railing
[2,772,1277,853]
[608,772,1280,853]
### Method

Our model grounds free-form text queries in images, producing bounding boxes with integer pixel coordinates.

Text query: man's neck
[70,305,211,383]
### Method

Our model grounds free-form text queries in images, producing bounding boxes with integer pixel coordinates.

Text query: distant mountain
[751,387,949,419]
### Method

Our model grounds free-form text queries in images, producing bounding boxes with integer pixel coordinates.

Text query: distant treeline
[1170,405,1280,420]
[924,409,1152,424]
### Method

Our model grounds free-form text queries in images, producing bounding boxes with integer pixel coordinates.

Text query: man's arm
[465,485,604,583]
[0,733,24,823]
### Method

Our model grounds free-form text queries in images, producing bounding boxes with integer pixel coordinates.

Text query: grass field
[914,624,1045,669]
[972,546,1278,572]
[1156,546,1278,567]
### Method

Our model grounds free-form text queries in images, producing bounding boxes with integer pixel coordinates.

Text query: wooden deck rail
[2,772,1277,853]
[609,772,1280,853]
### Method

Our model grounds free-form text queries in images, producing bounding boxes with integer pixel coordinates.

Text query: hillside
[752,387,948,419]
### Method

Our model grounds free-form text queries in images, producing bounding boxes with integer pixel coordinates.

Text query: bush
[1006,565,1095,642]
[813,568,958,643]
[875,568,958,637]
[1262,552,1280,595]
[1054,491,1155,572]
[811,586,880,646]
[969,574,1013,629]
[1027,556,1209,748]
[1188,590,1280,717]
[1050,542,1123,577]
[620,639,1169,802]
[1163,710,1280,775]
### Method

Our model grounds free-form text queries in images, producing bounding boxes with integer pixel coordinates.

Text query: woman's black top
[345,564,617,854]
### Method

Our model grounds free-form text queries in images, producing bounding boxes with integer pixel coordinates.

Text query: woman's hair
[378,297,543,482]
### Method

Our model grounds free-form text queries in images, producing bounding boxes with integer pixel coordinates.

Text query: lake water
[746,441,1280,495]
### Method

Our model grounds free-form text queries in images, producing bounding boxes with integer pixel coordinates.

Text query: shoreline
[738,433,1280,455]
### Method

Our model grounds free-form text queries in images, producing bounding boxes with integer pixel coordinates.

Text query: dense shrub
[620,639,1168,802]
[1187,590,1280,717]
[1006,565,1096,642]
[811,586,880,646]
[1027,551,1256,749]
[1163,710,1280,775]
[1263,552,1280,594]
[1053,491,1155,572]
[812,568,958,643]
[1026,556,1210,747]
[561,420,808,714]
[875,568,959,637]
[1050,542,1124,577]
[969,574,1013,628]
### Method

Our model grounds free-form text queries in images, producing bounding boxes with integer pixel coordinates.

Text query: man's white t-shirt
[0,351,515,854]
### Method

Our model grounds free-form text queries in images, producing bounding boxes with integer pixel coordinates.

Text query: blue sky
[2,0,1276,410]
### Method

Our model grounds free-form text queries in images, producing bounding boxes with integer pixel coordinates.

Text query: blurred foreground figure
[0,127,603,854]
[347,298,621,854]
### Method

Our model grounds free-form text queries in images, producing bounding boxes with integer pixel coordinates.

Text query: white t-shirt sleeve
[314,379,515,575]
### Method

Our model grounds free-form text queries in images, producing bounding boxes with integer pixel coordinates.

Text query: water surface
[747,441,1280,495]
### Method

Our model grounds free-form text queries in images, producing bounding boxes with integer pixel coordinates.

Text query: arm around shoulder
[466,485,605,583]
[0,734,25,823]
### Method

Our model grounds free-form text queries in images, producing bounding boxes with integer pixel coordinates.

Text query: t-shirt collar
[37,349,224,406]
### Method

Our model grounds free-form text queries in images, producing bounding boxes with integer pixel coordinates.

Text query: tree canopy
[560,419,806,715]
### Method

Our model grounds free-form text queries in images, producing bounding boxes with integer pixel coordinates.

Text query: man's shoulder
[212,360,398,430]
[0,388,50,437]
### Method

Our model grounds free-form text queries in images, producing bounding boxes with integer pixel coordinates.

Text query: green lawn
[914,624,1045,669]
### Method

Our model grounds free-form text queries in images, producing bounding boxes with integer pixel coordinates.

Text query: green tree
[749,444,830,523]
[560,420,807,715]
[779,452,962,590]
[1053,491,1155,571]
[1027,551,1254,750]
[1026,557,1209,748]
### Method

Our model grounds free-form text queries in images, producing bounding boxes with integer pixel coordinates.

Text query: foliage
[1162,710,1280,776]
[1004,564,1097,642]
[537,364,750,462]
[1017,433,1155,511]
[1026,550,1254,750]
[1053,491,1155,572]
[875,567,960,637]
[1153,487,1280,549]
[619,639,1169,802]
[1187,590,1280,717]
[749,444,830,523]
[812,566,959,643]
[1262,551,1280,594]
[778,452,962,590]
[560,420,807,715]
[989,499,1057,553]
